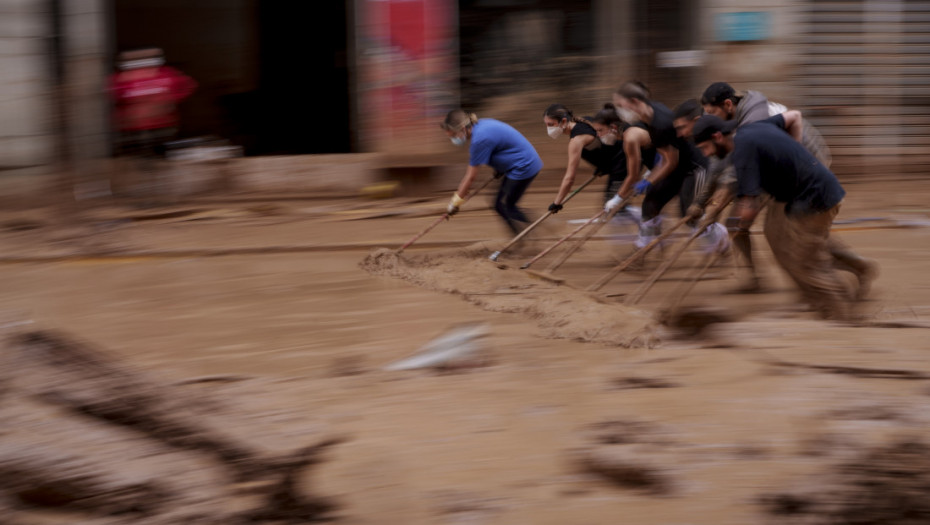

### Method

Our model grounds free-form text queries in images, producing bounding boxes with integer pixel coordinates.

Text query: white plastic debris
[384,322,491,371]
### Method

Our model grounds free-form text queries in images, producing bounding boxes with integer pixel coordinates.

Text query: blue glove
[634,179,652,195]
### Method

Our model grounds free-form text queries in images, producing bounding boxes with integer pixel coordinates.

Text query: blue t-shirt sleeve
[469,136,493,167]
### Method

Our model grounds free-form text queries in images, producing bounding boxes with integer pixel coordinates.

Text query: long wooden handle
[489,173,599,261]
[624,224,707,305]
[520,209,606,270]
[543,197,633,273]
[660,234,733,316]
[586,214,691,292]
[396,175,497,255]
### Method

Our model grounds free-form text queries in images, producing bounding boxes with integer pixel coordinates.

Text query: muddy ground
[1,173,929,524]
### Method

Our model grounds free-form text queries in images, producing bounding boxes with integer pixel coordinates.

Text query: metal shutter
[798,0,930,176]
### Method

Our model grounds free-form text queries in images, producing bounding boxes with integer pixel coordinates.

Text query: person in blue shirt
[441,110,543,235]
[691,112,878,320]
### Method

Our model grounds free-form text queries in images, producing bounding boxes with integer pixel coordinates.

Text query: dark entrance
[112,0,351,156]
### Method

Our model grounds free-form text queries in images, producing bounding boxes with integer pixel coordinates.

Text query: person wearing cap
[695,82,834,291]
[611,81,710,251]
[691,112,878,320]
[441,109,543,235]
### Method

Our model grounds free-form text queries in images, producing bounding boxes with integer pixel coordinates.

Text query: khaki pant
[764,202,851,319]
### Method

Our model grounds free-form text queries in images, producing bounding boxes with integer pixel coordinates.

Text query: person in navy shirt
[692,112,878,319]
[441,110,543,235]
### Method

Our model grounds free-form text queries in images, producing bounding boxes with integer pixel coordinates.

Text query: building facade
[0,0,926,197]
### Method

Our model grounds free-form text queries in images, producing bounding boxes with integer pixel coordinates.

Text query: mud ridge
[361,246,659,348]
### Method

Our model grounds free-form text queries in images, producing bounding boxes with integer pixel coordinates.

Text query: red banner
[356,0,458,153]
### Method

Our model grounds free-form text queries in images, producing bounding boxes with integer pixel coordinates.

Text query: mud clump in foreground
[360,246,659,348]
[0,330,341,524]
[758,439,930,523]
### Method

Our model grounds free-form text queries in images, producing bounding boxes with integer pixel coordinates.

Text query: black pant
[604,172,627,203]
[641,168,698,222]
[495,174,536,235]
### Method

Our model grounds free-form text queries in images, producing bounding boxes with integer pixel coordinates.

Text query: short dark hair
[691,114,737,144]
[701,82,736,106]
[673,99,703,120]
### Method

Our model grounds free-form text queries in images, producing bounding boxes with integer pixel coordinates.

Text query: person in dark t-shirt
[611,81,715,251]
[692,113,878,319]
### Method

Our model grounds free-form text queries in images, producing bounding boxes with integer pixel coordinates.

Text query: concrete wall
[64,0,110,186]
[696,1,803,108]
[0,0,110,200]
[0,0,53,170]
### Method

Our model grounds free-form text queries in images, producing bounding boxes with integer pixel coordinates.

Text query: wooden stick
[541,198,632,273]
[624,227,703,305]
[489,173,598,261]
[586,215,691,292]
[396,175,497,255]
[519,209,606,270]
[624,194,739,305]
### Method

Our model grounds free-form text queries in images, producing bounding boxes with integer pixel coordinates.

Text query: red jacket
[109,66,197,132]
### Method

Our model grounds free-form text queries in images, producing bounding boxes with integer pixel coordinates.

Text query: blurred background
[1,0,929,200]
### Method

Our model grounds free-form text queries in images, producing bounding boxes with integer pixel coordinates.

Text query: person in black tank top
[542,104,641,226]
[543,104,606,213]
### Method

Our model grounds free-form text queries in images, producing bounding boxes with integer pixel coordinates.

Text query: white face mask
[450,135,465,147]
[599,131,618,146]
[547,125,563,139]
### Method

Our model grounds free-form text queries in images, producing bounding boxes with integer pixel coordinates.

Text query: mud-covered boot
[831,248,879,300]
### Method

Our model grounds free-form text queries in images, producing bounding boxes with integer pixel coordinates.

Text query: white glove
[604,194,623,213]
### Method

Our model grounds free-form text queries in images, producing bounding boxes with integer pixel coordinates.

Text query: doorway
[112,0,351,156]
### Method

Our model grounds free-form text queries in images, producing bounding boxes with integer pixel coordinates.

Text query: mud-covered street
[1,174,929,524]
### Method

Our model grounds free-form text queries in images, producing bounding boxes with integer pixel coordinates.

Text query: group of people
[440,80,878,321]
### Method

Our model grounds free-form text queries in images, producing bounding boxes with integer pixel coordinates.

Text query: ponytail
[543,103,586,124]
[441,109,478,131]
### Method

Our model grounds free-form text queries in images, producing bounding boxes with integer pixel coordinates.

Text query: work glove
[634,179,652,195]
[604,194,623,213]
[548,202,563,214]
[447,193,466,215]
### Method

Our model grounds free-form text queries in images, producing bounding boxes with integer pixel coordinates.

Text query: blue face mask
[450,136,466,147]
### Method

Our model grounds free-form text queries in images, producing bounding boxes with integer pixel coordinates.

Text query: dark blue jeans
[495,174,537,235]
